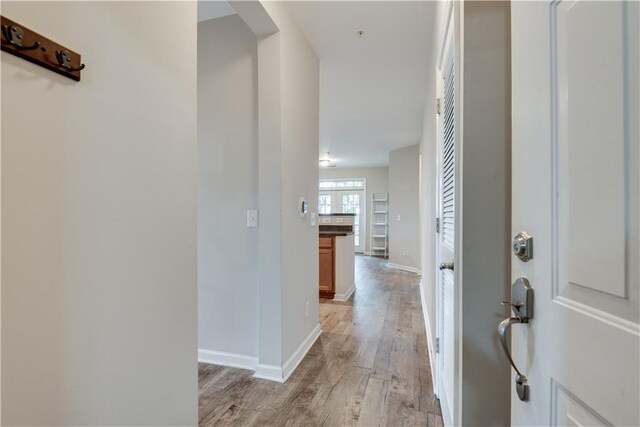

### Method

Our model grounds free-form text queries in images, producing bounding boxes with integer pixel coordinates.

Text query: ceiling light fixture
[319,152,331,167]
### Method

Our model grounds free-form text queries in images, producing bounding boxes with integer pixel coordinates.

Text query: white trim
[437,0,455,68]
[200,326,322,384]
[253,364,284,383]
[198,349,258,371]
[334,283,356,302]
[387,262,422,275]
[282,323,322,381]
[419,281,437,395]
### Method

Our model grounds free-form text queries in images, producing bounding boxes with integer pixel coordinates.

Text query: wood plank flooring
[198,255,443,426]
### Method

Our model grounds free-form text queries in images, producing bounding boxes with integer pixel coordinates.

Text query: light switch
[397,215,401,221]
[310,212,316,226]
[247,209,258,228]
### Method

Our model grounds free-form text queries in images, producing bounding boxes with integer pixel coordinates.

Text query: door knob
[513,231,533,262]
[439,262,454,271]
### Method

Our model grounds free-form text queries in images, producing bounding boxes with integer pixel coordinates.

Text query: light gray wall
[389,145,421,270]
[198,16,258,360]
[460,2,511,425]
[319,167,389,254]
[1,2,197,425]
[267,2,321,367]
[232,1,320,376]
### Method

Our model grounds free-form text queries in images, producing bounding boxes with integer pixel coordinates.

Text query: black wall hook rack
[1,15,84,81]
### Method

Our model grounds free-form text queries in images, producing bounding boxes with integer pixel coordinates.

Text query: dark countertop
[319,224,354,237]
[319,231,354,237]
[318,213,356,216]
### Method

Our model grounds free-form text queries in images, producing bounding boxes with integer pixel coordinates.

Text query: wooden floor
[198,255,443,426]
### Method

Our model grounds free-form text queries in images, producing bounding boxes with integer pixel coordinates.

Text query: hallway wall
[1,2,197,425]
[262,1,321,374]
[319,166,389,255]
[389,144,421,271]
[198,15,259,364]
[229,0,321,380]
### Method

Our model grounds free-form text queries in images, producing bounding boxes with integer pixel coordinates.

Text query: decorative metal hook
[1,24,40,50]
[55,49,85,72]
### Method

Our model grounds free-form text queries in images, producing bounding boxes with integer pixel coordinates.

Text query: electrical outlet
[305,301,310,318]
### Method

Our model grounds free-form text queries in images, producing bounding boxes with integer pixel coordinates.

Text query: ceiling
[288,1,434,168]
[198,0,236,22]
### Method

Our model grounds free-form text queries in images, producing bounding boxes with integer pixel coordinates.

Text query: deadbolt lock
[513,231,533,262]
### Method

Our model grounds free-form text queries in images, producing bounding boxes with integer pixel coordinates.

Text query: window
[319,194,332,214]
[319,179,365,251]
[341,194,361,247]
[319,179,365,190]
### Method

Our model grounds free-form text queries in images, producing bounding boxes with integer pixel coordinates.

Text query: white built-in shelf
[370,192,389,258]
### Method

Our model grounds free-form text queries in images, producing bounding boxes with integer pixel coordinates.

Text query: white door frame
[434,2,461,426]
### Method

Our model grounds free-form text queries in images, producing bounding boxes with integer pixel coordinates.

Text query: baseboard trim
[419,280,437,396]
[334,283,356,302]
[282,323,322,381]
[252,324,322,383]
[253,363,284,383]
[198,349,258,371]
[387,262,422,275]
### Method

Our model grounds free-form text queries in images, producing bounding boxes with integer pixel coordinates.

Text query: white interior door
[511,1,639,425]
[436,13,456,426]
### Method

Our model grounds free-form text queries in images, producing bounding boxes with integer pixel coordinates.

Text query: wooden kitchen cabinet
[319,237,335,298]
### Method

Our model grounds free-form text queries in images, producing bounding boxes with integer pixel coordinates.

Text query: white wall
[198,15,259,363]
[1,2,197,425]
[230,1,320,380]
[319,167,388,254]
[264,1,321,371]
[389,144,421,271]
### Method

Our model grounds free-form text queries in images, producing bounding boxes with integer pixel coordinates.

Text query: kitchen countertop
[319,231,354,237]
[319,225,353,237]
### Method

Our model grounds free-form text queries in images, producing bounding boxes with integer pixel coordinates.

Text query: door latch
[498,277,534,401]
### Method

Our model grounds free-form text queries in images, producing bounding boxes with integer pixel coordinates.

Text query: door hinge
[435,337,440,354]
[436,217,440,234]
[437,97,442,115]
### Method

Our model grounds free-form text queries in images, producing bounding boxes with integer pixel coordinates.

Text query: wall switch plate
[305,301,310,317]
[397,215,401,221]
[247,209,258,228]
[310,212,316,226]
